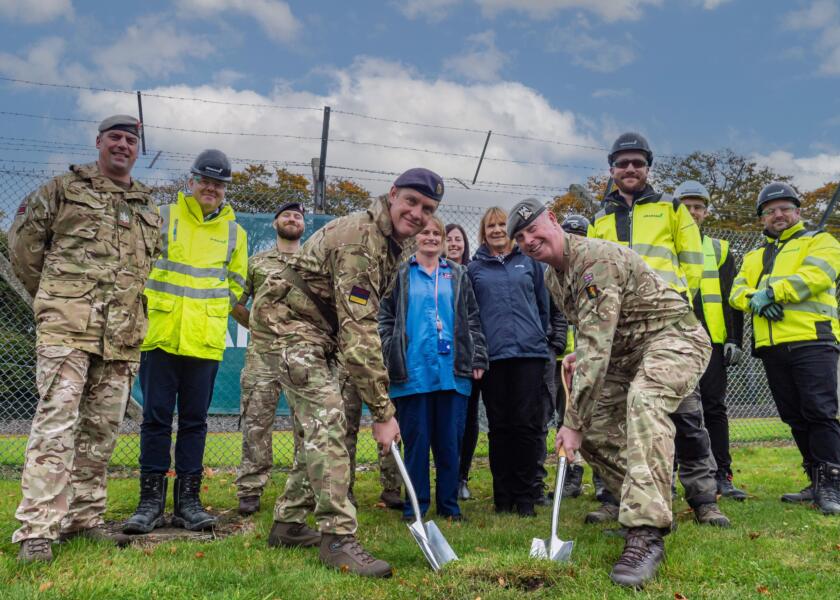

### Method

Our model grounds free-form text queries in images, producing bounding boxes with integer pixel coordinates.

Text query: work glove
[723,342,743,367]
[748,289,774,315]
[761,302,784,322]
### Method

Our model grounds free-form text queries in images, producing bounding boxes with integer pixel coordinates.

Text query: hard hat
[190,149,232,183]
[756,182,800,216]
[608,132,653,166]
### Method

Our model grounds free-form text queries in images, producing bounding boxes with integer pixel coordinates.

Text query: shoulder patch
[349,285,371,305]
[16,199,27,216]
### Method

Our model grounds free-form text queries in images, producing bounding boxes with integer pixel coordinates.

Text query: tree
[650,149,793,230]
[324,178,371,217]
[549,184,601,220]
[800,181,840,234]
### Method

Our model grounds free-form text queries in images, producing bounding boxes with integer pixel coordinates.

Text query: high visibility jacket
[561,326,575,359]
[700,236,729,344]
[591,186,703,299]
[142,192,248,361]
[730,221,840,349]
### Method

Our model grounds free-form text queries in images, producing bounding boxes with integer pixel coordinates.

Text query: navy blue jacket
[467,244,549,361]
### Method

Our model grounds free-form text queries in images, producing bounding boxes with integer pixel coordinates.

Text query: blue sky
[1,0,839,207]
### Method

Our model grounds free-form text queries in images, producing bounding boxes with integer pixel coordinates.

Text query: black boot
[123,474,167,534]
[172,475,217,531]
[563,464,584,498]
[715,471,748,501]
[814,463,840,515]
[781,462,815,504]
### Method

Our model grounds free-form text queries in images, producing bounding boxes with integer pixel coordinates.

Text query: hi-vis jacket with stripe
[141,192,247,361]
[695,235,742,346]
[729,221,840,350]
[591,186,703,299]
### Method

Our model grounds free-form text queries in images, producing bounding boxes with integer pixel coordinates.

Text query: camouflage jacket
[240,246,295,306]
[8,162,161,361]
[545,233,693,430]
[250,196,407,422]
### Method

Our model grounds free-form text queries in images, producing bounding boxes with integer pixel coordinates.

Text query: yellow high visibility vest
[730,221,840,349]
[700,236,728,344]
[142,192,248,361]
[556,326,576,361]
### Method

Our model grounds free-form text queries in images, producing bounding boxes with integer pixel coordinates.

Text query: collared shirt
[390,256,472,399]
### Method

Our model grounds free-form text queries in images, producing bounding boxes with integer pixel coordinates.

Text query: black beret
[394,167,444,202]
[274,201,306,218]
[98,114,141,137]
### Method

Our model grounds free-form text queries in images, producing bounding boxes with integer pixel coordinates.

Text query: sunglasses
[612,158,649,169]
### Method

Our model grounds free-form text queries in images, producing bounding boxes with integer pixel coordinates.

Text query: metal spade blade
[530,450,574,562]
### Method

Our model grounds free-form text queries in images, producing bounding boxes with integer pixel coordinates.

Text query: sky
[1,0,839,209]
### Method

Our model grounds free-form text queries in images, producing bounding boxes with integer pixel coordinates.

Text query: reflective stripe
[710,238,722,265]
[153,259,227,279]
[702,294,722,303]
[702,270,718,278]
[145,279,231,300]
[229,290,239,306]
[160,204,172,259]
[633,243,677,262]
[677,250,704,265]
[803,255,838,281]
[230,272,246,289]
[786,275,811,299]
[652,268,684,287]
[734,276,748,285]
[787,301,839,318]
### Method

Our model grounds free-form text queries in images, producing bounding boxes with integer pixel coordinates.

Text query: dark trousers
[458,383,481,481]
[699,344,732,476]
[482,357,547,508]
[139,348,219,476]
[759,344,840,466]
[395,391,468,518]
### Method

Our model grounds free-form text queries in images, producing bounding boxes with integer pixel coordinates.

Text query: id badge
[437,337,451,355]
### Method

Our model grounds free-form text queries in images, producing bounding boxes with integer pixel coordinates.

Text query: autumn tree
[800,180,840,235]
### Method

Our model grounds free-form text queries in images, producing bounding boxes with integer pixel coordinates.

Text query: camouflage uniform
[8,162,161,542]
[546,234,711,529]
[250,196,405,534]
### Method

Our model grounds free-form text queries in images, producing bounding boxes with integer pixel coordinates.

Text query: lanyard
[433,263,443,334]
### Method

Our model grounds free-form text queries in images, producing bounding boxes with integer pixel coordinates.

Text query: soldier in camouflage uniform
[8,115,161,562]
[509,199,711,588]
[249,168,443,577]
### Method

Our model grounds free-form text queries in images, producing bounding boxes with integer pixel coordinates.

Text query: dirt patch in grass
[457,563,575,593]
[102,511,255,547]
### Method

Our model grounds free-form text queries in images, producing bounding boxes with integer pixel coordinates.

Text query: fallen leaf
[143,548,153,556]
[475,597,482,600]
[205,505,213,511]
[498,577,506,587]
[474,546,489,552]
[202,486,209,493]
[205,467,217,478]
[244,542,251,548]
[169,546,177,555]
[757,585,770,595]
[749,532,761,540]
[675,593,687,600]
[835,544,840,551]
[340,565,350,573]
[38,582,53,592]
[195,551,205,559]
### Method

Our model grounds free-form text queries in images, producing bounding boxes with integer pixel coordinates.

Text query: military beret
[507,198,546,238]
[394,167,444,202]
[98,114,141,137]
[274,201,305,218]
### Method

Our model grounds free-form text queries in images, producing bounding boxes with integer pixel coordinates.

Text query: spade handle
[391,441,423,526]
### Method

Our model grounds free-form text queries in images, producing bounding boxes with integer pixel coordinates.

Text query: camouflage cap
[507,197,545,238]
[98,114,141,137]
[274,201,305,218]
[394,167,444,201]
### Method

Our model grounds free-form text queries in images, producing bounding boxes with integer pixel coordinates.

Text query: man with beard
[589,133,730,528]
[249,168,443,577]
[508,200,711,587]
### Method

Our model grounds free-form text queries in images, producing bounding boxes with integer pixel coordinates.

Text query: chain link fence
[0,165,797,472]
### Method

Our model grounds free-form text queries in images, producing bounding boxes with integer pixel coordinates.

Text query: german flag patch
[349,285,371,306]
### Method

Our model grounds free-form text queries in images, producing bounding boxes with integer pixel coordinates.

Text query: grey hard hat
[675,180,711,204]
[561,214,591,237]
[191,149,232,183]
[756,182,800,216]
[608,132,653,166]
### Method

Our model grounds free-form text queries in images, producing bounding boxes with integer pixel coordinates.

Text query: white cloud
[475,0,662,23]
[72,57,605,208]
[92,16,215,88]
[699,0,733,9]
[753,150,840,191]
[548,16,637,72]
[396,0,461,21]
[0,0,72,23]
[784,1,840,75]
[0,37,90,85]
[443,30,510,82]
[175,0,299,43]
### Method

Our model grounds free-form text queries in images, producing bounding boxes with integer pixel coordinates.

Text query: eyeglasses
[193,175,226,190]
[612,158,649,169]
[760,205,797,217]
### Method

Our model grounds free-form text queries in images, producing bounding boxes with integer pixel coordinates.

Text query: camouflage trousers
[13,346,134,542]
[579,321,711,529]
[341,370,401,496]
[272,343,357,534]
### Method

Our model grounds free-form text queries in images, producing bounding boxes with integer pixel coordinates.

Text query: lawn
[0,444,838,599]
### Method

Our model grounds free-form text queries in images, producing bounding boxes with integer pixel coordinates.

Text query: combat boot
[59,526,131,547]
[586,487,620,524]
[18,538,53,563]
[814,463,840,515]
[715,472,748,501]
[563,464,584,498]
[123,473,167,534]
[268,521,321,548]
[319,533,392,577]
[238,495,260,516]
[694,502,731,527]
[609,526,665,588]
[172,474,217,531]
[379,489,404,510]
[782,462,814,503]
[458,479,471,500]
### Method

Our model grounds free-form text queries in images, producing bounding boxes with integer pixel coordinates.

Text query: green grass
[1,445,838,599]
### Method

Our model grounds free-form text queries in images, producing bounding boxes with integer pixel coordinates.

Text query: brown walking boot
[694,502,731,527]
[584,500,620,524]
[18,538,53,563]
[609,526,665,588]
[379,489,404,510]
[59,526,131,547]
[267,521,321,548]
[319,533,392,577]
[238,495,260,516]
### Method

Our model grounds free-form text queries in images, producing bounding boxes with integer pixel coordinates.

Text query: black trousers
[458,383,481,481]
[139,348,220,476]
[482,357,547,508]
[699,344,732,476]
[759,344,840,466]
